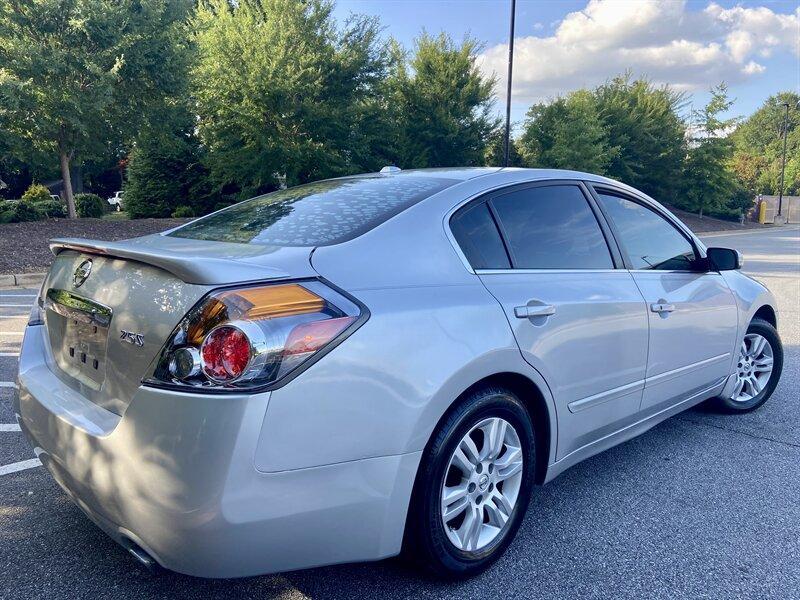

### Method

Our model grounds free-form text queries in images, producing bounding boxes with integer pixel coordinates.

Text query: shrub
[0,200,14,223]
[21,183,53,204]
[75,193,106,218]
[213,200,235,212]
[34,199,67,218]
[12,200,44,222]
[171,205,194,218]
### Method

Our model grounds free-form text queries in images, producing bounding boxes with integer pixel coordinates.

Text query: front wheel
[712,317,783,413]
[405,386,536,578]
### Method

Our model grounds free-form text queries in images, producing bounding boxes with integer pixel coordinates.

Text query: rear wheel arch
[403,373,548,575]
[422,372,553,485]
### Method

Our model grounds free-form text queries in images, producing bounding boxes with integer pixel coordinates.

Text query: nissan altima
[15,167,783,578]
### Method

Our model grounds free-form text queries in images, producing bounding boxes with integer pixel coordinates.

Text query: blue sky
[333,0,800,128]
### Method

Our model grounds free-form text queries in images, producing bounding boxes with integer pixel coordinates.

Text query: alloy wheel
[731,333,774,403]
[440,417,524,552]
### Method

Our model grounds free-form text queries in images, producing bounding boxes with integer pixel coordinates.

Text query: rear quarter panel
[254,282,557,472]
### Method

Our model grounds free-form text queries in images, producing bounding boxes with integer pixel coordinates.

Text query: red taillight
[148,280,364,391]
[201,325,252,382]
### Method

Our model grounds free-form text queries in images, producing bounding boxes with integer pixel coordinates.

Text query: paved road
[1,227,798,599]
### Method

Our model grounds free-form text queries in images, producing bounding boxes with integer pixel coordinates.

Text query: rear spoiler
[49,237,289,285]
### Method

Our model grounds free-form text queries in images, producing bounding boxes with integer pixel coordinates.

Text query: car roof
[363,166,635,190]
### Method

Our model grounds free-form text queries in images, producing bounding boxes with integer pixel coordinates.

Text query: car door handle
[650,302,676,313]
[514,304,556,318]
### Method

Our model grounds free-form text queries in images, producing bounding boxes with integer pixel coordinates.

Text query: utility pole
[503,0,516,167]
[777,101,789,220]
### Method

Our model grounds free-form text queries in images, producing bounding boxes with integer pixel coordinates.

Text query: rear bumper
[14,325,420,578]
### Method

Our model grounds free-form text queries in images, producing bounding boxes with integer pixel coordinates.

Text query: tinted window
[597,193,696,270]
[170,176,455,246]
[450,202,511,269]
[490,185,613,269]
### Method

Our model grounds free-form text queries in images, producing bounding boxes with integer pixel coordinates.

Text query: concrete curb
[699,225,800,238]
[0,272,46,288]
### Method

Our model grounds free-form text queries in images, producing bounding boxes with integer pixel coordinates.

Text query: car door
[591,187,739,414]
[450,181,649,460]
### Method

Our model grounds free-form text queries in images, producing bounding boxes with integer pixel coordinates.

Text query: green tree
[124,108,216,219]
[192,0,389,198]
[594,74,687,202]
[731,91,800,196]
[483,130,524,167]
[680,84,741,217]
[74,193,106,218]
[0,0,193,217]
[386,33,499,168]
[518,90,615,173]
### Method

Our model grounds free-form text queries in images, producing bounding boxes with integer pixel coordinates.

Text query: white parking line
[0,381,18,388]
[0,352,20,357]
[0,424,21,432]
[0,458,41,476]
[0,332,23,335]
[0,316,26,319]
[0,304,31,308]
[0,295,37,298]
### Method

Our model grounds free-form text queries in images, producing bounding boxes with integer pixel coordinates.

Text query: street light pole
[503,0,516,167]
[777,102,789,220]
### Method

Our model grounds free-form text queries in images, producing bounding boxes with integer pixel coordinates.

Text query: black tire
[711,317,783,413]
[405,385,536,578]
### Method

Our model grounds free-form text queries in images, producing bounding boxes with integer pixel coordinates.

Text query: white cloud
[743,60,766,75]
[479,0,800,106]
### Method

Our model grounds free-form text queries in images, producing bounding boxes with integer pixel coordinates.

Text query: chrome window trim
[587,184,710,270]
[587,183,704,248]
[627,269,723,275]
[474,268,726,275]
[442,180,539,275]
[443,217,477,274]
[475,268,624,275]
[443,178,623,274]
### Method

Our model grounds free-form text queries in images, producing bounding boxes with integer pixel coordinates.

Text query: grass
[101,211,130,221]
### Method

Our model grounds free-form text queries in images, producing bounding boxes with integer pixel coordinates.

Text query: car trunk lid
[43,235,316,415]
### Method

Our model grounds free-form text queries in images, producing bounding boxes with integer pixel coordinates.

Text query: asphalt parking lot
[1,226,798,599]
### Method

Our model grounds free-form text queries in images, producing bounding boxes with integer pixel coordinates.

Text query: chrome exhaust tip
[126,542,158,573]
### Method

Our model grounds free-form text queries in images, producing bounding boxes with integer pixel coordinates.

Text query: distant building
[757,195,800,224]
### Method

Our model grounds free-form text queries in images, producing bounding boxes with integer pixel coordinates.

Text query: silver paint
[15,167,780,578]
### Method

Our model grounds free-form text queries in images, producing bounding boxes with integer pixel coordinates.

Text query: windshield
[168,175,456,246]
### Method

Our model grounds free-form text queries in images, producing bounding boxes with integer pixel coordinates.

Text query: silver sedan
[15,168,783,578]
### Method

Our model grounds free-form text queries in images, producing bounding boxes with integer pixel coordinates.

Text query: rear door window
[450,202,511,269]
[169,176,455,246]
[490,185,614,269]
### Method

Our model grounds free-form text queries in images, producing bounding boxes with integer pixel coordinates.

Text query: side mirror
[706,247,742,271]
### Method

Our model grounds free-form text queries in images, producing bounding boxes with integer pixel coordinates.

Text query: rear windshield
[168,175,455,246]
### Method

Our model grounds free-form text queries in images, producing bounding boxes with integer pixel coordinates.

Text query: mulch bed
[0,218,189,274]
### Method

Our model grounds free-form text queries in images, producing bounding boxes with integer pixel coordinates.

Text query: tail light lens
[146,280,364,391]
